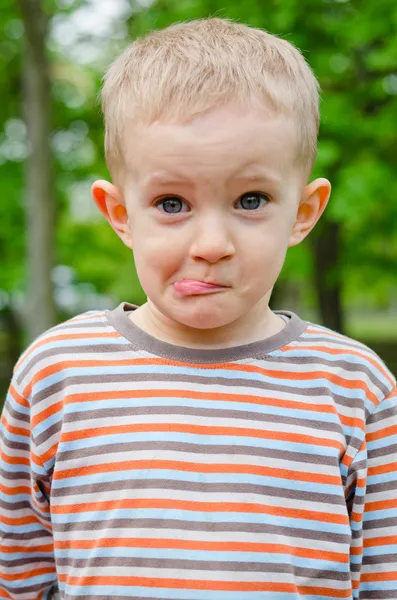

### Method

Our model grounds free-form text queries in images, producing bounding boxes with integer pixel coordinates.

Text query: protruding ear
[289,178,331,247]
[91,180,132,249]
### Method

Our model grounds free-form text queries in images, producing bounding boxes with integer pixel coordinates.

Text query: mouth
[173,279,229,296]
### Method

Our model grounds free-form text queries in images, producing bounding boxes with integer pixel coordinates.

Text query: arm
[349,386,397,599]
[0,380,58,599]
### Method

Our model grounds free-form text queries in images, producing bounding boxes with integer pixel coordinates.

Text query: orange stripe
[56,574,351,596]
[368,424,397,443]
[340,449,360,470]
[8,384,29,408]
[26,353,383,398]
[31,399,63,429]
[0,432,43,470]
[283,341,394,388]
[364,535,397,548]
[44,422,344,467]
[368,461,397,477]
[30,358,350,412]
[366,498,397,512]
[51,497,348,525]
[0,483,30,495]
[0,567,55,581]
[350,544,363,556]
[350,511,364,523]
[305,327,350,341]
[53,457,341,486]
[1,515,44,526]
[0,544,53,554]
[33,361,338,407]
[41,444,57,467]
[65,387,337,413]
[0,452,30,467]
[31,383,341,431]
[55,537,349,563]
[19,330,122,378]
[1,414,29,439]
[69,312,106,322]
[360,571,397,582]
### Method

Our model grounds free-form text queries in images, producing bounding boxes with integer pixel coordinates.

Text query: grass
[347,313,397,342]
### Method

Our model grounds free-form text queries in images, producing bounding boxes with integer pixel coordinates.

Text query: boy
[1,17,396,600]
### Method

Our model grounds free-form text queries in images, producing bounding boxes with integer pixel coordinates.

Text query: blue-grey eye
[237,192,269,210]
[157,197,187,214]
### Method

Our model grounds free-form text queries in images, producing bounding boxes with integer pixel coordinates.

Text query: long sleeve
[348,386,397,599]
[0,379,58,599]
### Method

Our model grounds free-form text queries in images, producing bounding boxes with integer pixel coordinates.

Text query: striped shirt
[1,301,397,600]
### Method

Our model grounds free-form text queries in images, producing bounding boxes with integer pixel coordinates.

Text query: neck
[129,298,285,349]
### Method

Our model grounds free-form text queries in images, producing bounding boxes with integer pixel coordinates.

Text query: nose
[189,215,235,264]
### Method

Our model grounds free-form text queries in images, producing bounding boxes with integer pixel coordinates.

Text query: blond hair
[101,18,320,180]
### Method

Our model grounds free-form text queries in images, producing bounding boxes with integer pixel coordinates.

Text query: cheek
[132,228,183,285]
[242,225,290,281]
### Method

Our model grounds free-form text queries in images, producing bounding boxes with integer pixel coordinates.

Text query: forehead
[124,104,299,187]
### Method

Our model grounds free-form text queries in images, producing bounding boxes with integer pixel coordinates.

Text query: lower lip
[174,280,228,296]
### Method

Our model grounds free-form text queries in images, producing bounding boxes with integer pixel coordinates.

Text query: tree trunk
[312,218,345,333]
[18,0,56,341]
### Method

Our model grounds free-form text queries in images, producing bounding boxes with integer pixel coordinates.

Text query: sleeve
[0,379,58,599]
[348,385,397,599]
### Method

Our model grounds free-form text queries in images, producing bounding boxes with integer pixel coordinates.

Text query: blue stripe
[280,346,390,389]
[0,521,45,534]
[50,507,350,535]
[0,426,30,444]
[61,396,339,423]
[363,544,397,556]
[56,431,338,457]
[367,434,397,451]
[33,413,63,437]
[54,547,349,571]
[0,573,56,588]
[59,582,308,600]
[25,336,127,364]
[4,391,29,416]
[363,507,397,521]
[359,581,397,591]
[366,470,397,486]
[52,467,341,495]
[30,363,377,400]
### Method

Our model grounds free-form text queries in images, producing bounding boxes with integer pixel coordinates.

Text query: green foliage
[1,0,396,319]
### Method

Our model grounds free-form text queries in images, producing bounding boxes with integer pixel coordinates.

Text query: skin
[92,103,331,349]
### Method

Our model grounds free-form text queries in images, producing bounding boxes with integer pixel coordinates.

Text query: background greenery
[1,0,396,400]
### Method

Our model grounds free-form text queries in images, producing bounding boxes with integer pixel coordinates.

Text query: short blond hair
[101,18,320,181]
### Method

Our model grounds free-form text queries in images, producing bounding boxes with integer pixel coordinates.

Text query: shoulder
[12,309,121,396]
[286,318,396,403]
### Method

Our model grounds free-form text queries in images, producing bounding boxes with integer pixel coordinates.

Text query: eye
[236,192,270,210]
[155,196,189,214]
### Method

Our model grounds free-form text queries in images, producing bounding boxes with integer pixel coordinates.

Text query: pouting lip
[177,279,230,287]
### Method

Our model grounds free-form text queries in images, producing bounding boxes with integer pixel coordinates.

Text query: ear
[288,177,331,247]
[91,180,132,249]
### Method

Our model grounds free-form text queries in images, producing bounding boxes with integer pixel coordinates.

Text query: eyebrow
[231,165,282,186]
[233,173,281,185]
[142,173,193,188]
[144,171,281,186]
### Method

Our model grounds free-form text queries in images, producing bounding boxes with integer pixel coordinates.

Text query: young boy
[1,18,396,600]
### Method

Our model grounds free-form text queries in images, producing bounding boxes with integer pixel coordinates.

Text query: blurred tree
[17,0,56,340]
[0,0,396,343]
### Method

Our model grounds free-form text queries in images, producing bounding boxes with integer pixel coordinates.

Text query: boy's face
[93,104,330,340]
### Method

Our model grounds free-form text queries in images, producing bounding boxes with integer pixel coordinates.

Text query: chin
[174,307,236,331]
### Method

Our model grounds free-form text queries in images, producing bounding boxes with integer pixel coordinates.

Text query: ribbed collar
[106,302,308,364]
